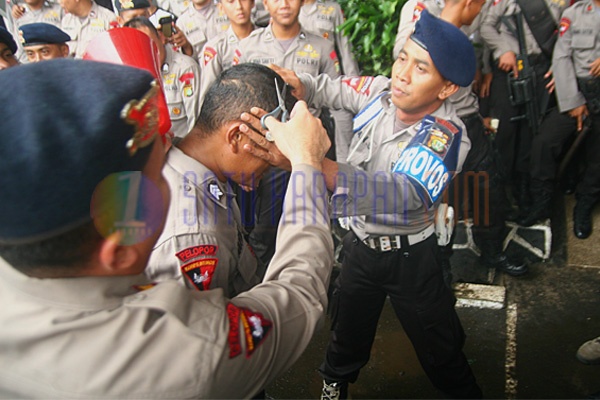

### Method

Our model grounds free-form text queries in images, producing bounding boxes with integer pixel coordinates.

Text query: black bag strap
[515,0,558,58]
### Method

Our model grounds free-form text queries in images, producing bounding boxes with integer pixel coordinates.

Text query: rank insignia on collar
[209,182,223,200]
[121,80,160,156]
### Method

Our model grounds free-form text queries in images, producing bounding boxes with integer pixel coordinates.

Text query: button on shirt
[146,146,264,298]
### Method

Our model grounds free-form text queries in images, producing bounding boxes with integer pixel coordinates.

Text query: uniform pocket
[572,33,595,49]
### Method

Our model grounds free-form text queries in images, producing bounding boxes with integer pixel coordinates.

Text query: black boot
[479,239,528,277]
[573,194,597,239]
[517,179,553,227]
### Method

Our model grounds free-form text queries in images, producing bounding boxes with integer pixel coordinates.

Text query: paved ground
[266,192,600,399]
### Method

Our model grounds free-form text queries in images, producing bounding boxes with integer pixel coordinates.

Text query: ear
[438,81,459,100]
[116,15,125,26]
[97,232,141,276]
[225,121,245,154]
[60,44,70,57]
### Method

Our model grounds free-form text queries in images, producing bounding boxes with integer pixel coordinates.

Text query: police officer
[115,0,150,25]
[0,58,333,398]
[394,0,527,277]
[261,10,482,399]
[198,0,256,105]
[480,0,569,217]
[19,22,70,62]
[9,0,63,62]
[175,0,230,58]
[0,27,19,69]
[146,64,296,297]
[523,0,600,237]
[126,17,200,138]
[60,0,117,58]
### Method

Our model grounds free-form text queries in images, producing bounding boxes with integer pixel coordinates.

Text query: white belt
[362,224,435,252]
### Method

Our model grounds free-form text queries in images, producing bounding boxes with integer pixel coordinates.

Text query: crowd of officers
[0,0,599,398]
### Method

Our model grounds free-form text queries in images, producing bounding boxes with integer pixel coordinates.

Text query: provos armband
[392,115,462,208]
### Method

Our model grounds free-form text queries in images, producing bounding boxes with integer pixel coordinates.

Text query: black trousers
[489,57,553,178]
[531,107,600,197]
[319,232,482,399]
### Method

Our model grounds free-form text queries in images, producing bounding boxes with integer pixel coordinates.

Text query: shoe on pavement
[481,252,528,277]
[577,336,600,365]
[321,380,348,400]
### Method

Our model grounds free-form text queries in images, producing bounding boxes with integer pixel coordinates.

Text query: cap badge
[121,80,159,156]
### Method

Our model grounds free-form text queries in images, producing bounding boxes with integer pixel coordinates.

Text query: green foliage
[337,0,408,77]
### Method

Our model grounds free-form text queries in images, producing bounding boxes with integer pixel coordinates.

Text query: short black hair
[124,16,159,36]
[196,63,297,136]
[0,222,103,276]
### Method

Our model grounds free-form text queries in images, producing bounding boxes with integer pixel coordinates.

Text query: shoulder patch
[181,258,217,291]
[175,244,218,263]
[559,17,570,37]
[342,76,374,95]
[227,303,242,358]
[203,46,217,66]
[240,308,272,357]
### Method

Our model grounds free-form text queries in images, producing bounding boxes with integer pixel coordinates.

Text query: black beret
[19,23,71,46]
[0,26,17,54]
[115,0,150,13]
[0,59,160,244]
[410,9,476,87]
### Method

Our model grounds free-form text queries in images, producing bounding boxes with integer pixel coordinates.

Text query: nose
[394,59,410,83]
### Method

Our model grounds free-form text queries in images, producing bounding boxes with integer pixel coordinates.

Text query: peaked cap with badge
[0,59,160,244]
[410,8,476,87]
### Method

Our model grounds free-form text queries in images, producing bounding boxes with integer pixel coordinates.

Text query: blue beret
[410,9,476,87]
[0,59,160,244]
[19,23,71,46]
[115,0,150,13]
[0,27,17,54]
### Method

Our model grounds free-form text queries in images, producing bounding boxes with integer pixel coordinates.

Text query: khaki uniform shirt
[552,0,600,112]
[176,2,230,58]
[0,164,334,398]
[12,1,63,62]
[199,25,253,104]
[300,73,471,237]
[147,146,264,297]
[162,46,200,138]
[299,0,359,76]
[480,0,568,60]
[61,1,117,58]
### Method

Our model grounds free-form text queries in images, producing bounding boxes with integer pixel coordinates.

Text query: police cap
[115,0,151,13]
[19,23,71,47]
[0,27,17,54]
[0,59,160,244]
[410,9,476,87]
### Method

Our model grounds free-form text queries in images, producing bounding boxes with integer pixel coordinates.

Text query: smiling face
[390,38,457,124]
